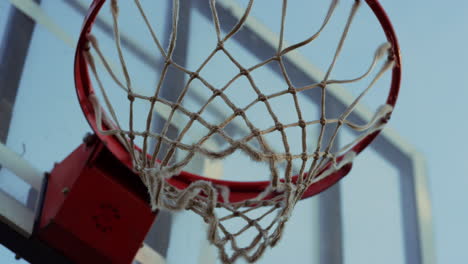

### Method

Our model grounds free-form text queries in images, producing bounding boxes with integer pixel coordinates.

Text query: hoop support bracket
[36,134,156,264]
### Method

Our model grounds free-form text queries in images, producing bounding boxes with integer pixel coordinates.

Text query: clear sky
[1,0,468,263]
[382,2,468,263]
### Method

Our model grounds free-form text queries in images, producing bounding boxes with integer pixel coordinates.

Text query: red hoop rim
[74,0,401,203]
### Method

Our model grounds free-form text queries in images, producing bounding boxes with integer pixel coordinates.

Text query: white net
[82,0,397,262]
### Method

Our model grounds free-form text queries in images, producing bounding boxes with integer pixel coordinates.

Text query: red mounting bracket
[36,134,156,264]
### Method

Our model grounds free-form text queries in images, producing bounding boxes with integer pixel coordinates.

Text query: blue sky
[383,2,468,263]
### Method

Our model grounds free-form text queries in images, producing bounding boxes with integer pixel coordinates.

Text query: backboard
[0,1,434,264]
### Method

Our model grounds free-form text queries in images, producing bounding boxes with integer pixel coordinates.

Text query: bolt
[83,132,96,147]
[62,187,70,195]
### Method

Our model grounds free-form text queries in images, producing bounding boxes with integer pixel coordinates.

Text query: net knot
[296,183,307,193]
[320,117,327,126]
[189,72,199,79]
[212,89,222,96]
[211,126,220,133]
[251,129,261,137]
[298,119,306,128]
[319,81,327,89]
[258,94,267,102]
[190,112,200,121]
[216,42,224,51]
[275,122,284,131]
[234,108,245,116]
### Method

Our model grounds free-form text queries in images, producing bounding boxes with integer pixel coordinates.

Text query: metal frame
[0,3,59,262]
[0,0,435,264]
[0,0,40,143]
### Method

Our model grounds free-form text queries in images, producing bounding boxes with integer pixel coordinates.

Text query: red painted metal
[74,0,401,203]
[37,136,156,264]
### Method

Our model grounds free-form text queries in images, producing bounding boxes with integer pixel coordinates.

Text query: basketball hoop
[74,0,400,262]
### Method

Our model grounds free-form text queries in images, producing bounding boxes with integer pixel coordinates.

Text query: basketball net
[83,0,396,262]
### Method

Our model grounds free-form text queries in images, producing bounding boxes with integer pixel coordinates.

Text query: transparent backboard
[0,1,433,264]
